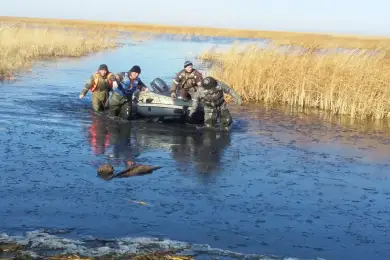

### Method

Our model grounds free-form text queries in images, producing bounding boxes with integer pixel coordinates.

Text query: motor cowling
[150,78,170,93]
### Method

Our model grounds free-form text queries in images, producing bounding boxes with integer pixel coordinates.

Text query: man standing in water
[79,64,118,112]
[109,65,147,120]
[189,76,242,131]
[170,60,203,100]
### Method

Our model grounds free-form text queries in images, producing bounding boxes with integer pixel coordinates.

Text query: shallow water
[1,36,390,260]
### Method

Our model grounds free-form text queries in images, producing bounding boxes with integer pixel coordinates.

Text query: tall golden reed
[0,24,119,79]
[2,16,390,51]
[199,44,390,120]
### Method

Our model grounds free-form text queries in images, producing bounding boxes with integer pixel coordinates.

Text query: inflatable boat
[131,78,204,123]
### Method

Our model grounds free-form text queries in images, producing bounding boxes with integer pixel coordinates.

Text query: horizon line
[1,15,389,40]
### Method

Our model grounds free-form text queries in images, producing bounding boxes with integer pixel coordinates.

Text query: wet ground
[1,36,390,260]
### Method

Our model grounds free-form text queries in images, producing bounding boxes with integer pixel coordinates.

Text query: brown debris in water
[97,164,115,175]
[115,161,161,178]
[97,162,161,181]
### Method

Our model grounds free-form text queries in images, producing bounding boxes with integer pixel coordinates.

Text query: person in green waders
[109,65,147,120]
[79,64,118,112]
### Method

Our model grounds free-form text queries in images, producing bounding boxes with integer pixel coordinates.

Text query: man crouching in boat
[189,76,242,131]
[170,60,203,100]
[79,64,118,112]
[109,65,147,120]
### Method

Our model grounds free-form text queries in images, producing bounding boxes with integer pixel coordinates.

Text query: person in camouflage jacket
[190,76,242,131]
[170,60,203,100]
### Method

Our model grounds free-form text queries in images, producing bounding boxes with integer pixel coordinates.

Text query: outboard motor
[150,78,170,94]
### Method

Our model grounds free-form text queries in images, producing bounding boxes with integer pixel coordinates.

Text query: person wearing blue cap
[108,65,147,120]
[169,60,203,100]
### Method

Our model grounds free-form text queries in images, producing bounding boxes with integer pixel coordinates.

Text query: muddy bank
[0,240,192,260]
[0,230,289,260]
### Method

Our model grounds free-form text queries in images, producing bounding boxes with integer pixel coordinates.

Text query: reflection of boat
[134,122,232,174]
[85,115,231,174]
[131,78,204,123]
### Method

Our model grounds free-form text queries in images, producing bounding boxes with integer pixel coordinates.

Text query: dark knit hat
[129,65,141,74]
[184,60,193,68]
[98,64,108,71]
[202,76,218,89]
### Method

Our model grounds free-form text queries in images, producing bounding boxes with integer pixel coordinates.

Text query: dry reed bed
[199,45,390,120]
[0,24,119,80]
[1,16,390,51]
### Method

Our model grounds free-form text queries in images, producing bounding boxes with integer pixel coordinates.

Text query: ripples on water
[0,36,390,260]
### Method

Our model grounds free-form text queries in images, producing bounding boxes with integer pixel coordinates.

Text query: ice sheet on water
[0,229,324,260]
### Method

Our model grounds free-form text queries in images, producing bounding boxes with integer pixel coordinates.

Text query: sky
[0,0,388,36]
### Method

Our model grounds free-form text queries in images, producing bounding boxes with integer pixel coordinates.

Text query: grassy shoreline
[1,16,390,51]
[199,45,390,120]
[0,23,119,80]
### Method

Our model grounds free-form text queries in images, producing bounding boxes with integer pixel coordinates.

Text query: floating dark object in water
[97,164,114,175]
[97,161,161,181]
[115,160,161,178]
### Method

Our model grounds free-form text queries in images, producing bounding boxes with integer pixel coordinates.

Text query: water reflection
[170,130,231,174]
[85,114,233,175]
[87,114,110,155]
[107,120,140,162]
[86,114,141,163]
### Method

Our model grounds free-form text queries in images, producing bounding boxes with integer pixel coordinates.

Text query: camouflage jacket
[191,81,242,112]
[170,69,203,93]
[80,72,117,96]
